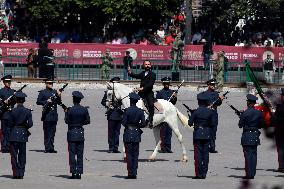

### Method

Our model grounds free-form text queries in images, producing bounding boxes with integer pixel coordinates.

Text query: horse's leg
[167,116,188,163]
[149,126,161,161]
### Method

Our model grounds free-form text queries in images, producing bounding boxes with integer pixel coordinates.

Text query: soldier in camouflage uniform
[171,30,184,71]
[214,51,225,91]
[101,49,113,80]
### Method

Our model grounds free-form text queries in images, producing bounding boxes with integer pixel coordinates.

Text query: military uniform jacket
[101,91,123,121]
[188,106,216,140]
[273,103,284,126]
[8,105,33,142]
[239,107,264,146]
[0,87,15,120]
[122,106,146,143]
[65,104,90,142]
[204,90,222,110]
[36,88,59,122]
[156,88,177,105]
[272,103,284,140]
[128,71,156,97]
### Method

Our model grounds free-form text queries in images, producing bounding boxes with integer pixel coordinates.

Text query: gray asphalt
[0,83,283,189]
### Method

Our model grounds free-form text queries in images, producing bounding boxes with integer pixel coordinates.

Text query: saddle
[142,99,164,114]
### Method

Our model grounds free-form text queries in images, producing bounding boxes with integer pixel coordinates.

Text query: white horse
[105,82,192,162]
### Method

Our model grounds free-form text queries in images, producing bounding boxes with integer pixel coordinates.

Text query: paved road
[0,83,283,189]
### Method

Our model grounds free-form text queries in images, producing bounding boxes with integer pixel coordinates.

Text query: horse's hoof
[148,158,155,162]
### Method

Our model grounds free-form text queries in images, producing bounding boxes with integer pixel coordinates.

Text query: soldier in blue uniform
[36,77,61,153]
[204,78,224,153]
[8,92,33,179]
[101,77,123,153]
[0,75,15,153]
[273,88,284,172]
[188,92,216,179]
[65,91,90,179]
[239,94,264,179]
[156,77,177,153]
[122,92,146,179]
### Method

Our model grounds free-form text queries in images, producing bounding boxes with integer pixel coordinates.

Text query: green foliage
[91,0,180,23]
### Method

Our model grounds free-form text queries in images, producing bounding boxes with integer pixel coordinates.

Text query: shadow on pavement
[29,149,46,153]
[224,167,264,171]
[93,150,111,153]
[49,175,70,179]
[177,175,195,178]
[228,175,244,179]
[98,159,125,163]
[138,159,169,162]
[0,175,13,179]
[112,175,126,179]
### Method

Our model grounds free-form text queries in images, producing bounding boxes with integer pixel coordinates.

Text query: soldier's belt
[243,128,258,132]
[127,125,139,129]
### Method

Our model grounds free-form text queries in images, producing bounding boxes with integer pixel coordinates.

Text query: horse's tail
[176,108,192,130]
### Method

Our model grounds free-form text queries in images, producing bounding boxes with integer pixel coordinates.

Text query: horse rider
[203,78,225,153]
[156,77,177,153]
[122,92,146,179]
[188,92,215,179]
[101,77,123,153]
[8,91,33,179]
[128,60,156,127]
[239,94,265,179]
[0,74,15,153]
[65,91,90,179]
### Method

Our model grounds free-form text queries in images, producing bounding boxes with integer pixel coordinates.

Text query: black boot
[76,174,81,179]
[69,173,76,179]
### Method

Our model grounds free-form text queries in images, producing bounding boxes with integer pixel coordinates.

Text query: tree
[198,0,282,45]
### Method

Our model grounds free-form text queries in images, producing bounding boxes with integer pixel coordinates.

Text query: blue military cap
[1,74,12,81]
[129,92,140,100]
[206,78,217,85]
[15,91,27,98]
[197,92,209,101]
[161,77,171,83]
[110,77,120,83]
[44,76,55,83]
[281,88,284,96]
[72,91,84,99]
[246,94,258,102]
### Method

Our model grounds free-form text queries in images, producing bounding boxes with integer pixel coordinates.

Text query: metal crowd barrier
[1,56,284,84]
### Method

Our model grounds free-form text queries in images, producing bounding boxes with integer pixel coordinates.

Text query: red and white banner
[0,43,283,67]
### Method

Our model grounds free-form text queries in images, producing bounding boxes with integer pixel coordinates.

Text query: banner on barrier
[0,43,283,67]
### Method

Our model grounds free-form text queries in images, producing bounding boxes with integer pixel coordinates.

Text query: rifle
[41,83,68,120]
[210,91,230,108]
[182,103,195,115]
[226,102,243,117]
[0,84,28,118]
[168,80,184,102]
